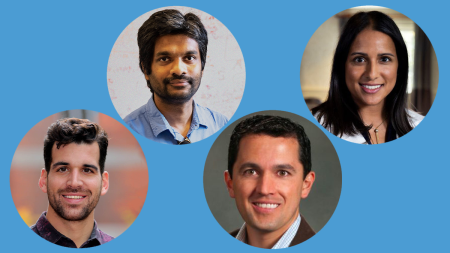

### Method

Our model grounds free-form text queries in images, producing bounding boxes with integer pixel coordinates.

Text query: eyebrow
[84,164,99,172]
[274,164,296,171]
[52,162,69,170]
[237,163,297,173]
[350,52,395,57]
[155,50,199,57]
[155,51,171,57]
[185,50,198,55]
[238,162,260,172]
[51,161,99,172]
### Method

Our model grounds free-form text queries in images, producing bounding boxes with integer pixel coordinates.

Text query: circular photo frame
[107,6,246,145]
[203,110,342,249]
[10,110,149,248]
[301,6,438,145]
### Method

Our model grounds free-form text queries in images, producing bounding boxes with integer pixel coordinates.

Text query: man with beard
[31,118,113,248]
[124,9,228,144]
[224,115,316,249]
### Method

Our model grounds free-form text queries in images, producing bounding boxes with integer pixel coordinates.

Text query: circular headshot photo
[301,6,438,145]
[107,6,245,145]
[204,111,342,249]
[10,110,149,248]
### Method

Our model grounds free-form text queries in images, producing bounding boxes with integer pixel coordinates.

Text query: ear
[38,168,48,193]
[301,171,315,199]
[101,171,109,196]
[224,170,235,198]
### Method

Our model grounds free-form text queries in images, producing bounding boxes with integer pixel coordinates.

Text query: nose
[256,173,275,196]
[67,170,83,188]
[170,58,187,77]
[365,61,379,81]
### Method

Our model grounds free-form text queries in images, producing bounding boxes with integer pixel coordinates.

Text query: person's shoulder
[313,109,333,133]
[196,104,229,128]
[30,211,47,236]
[30,223,38,234]
[124,103,148,124]
[98,229,115,243]
[312,111,321,123]
[407,109,425,128]
[229,228,239,237]
[290,215,316,247]
[312,108,327,126]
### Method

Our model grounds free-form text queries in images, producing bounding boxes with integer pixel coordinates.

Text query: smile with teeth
[63,195,86,199]
[255,203,279,209]
[361,84,382,89]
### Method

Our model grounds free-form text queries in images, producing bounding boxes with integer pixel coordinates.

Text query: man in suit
[224,115,316,249]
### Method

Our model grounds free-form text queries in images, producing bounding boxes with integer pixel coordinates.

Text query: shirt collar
[34,211,65,244]
[145,97,209,138]
[33,211,106,247]
[235,214,301,249]
[341,121,398,145]
[90,219,109,245]
[145,97,173,137]
[340,132,368,144]
[191,102,209,129]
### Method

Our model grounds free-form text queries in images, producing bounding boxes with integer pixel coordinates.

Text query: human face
[146,34,203,104]
[345,29,398,108]
[39,143,109,221]
[225,135,315,234]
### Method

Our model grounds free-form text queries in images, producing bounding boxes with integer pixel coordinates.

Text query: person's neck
[46,207,95,248]
[154,95,194,137]
[358,103,385,126]
[245,213,298,249]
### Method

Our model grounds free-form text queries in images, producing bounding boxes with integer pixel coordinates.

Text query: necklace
[373,121,384,144]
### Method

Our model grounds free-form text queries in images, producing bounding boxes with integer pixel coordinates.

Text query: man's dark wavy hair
[138,9,208,92]
[312,11,413,137]
[228,115,312,179]
[43,118,109,174]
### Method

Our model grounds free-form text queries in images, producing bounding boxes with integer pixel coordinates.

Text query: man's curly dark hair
[43,118,109,174]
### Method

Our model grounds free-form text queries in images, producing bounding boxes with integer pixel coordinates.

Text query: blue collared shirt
[235,214,301,249]
[124,97,228,144]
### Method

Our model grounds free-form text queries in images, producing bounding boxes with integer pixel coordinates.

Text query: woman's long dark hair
[312,11,413,137]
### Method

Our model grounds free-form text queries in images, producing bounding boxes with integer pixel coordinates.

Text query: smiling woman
[307,10,427,144]
[345,29,398,108]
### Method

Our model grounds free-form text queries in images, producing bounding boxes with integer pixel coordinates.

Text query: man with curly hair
[31,118,113,248]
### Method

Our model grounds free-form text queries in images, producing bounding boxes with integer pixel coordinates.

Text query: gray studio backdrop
[203,110,342,233]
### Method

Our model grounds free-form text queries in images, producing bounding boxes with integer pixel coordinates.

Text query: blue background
[1,0,448,251]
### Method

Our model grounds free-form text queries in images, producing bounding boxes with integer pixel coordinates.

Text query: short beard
[48,186,101,222]
[150,73,202,105]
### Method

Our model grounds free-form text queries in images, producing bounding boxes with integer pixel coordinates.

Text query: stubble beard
[149,73,202,105]
[47,186,101,222]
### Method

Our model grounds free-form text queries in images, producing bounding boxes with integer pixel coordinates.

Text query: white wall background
[107,6,245,120]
